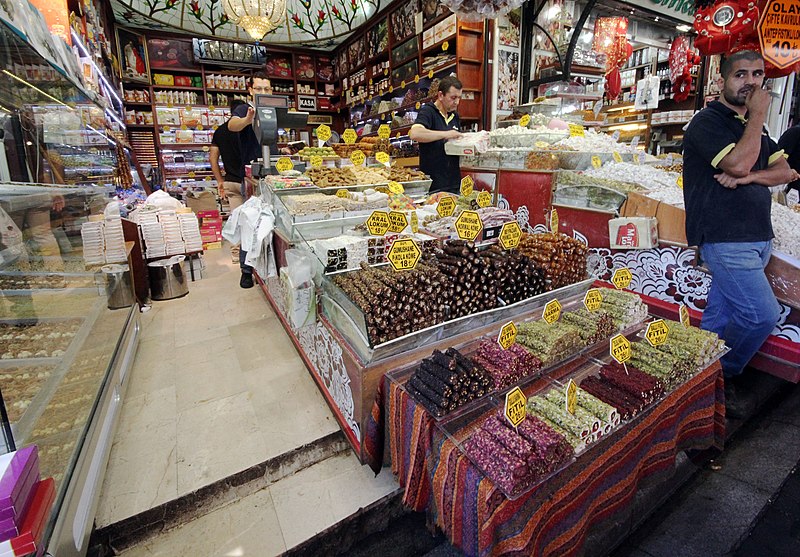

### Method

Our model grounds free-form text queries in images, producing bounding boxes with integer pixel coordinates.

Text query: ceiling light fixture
[222,0,286,41]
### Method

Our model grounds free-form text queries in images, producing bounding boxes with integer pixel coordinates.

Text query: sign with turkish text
[387,238,421,271]
[366,211,390,235]
[387,211,408,233]
[455,210,483,241]
[584,289,603,312]
[342,128,357,144]
[612,268,633,289]
[437,196,456,217]
[504,387,527,428]
[610,334,632,364]
[499,221,522,250]
[543,299,562,324]
[759,0,800,70]
[497,321,518,350]
[645,319,670,347]
[460,175,474,197]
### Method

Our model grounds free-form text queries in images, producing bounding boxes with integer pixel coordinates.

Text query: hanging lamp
[222,0,286,41]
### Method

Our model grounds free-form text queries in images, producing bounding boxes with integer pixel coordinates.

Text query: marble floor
[95,244,394,551]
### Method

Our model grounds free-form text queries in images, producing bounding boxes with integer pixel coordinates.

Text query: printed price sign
[569,123,585,137]
[665,154,674,165]
[342,128,357,144]
[387,210,408,233]
[437,195,456,217]
[460,175,474,197]
[477,191,492,208]
[202,146,210,152]
[455,210,483,241]
[401,80,406,88]
[550,208,559,233]
[542,299,562,324]
[196,125,204,131]
[163,126,171,132]
[519,114,531,127]
[584,288,603,312]
[350,150,366,166]
[181,124,188,130]
[566,379,578,415]
[442,41,449,51]
[680,304,691,328]
[376,151,391,166]
[415,101,421,110]
[630,136,640,149]
[645,319,670,347]
[593,100,603,118]
[497,321,518,350]
[610,334,632,364]
[336,189,349,198]
[504,386,526,428]
[410,211,419,233]
[276,157,294,172]
[387,238,421,271]
[499,221,522,250]
[378,124,391,139]
[415,75,420,84]
[428,70,434,78]
[366,211,390,235]
[310,155,323,168]
[612,267,633,290]
[759,0,800,70]
[384,68,389,76]
[613,151,623,163]
[591,155,602,169]
[187,171,196,178]
[611,130,621,141]
[388,181,404,194]
[677,176,684,189]
[316,124,332,142]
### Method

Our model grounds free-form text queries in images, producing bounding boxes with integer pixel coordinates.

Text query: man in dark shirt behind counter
[409,75,463,194]
[778,122,800,196]
[682,50,798,417]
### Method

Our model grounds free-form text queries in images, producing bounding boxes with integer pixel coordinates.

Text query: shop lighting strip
[1,70,75,110]
[70,30,124,109]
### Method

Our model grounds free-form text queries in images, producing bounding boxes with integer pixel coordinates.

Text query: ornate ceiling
[111,0,385,48]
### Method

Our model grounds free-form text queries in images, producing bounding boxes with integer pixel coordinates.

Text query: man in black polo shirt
[409,75,463,193]
[211,100,245,211]
[778,122,800,195]
[682,50,798,417]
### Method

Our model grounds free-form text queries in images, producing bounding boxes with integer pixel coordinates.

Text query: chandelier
[222,0,286,41]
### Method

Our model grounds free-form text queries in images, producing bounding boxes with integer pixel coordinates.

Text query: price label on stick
[477,190,492,208]
[410,211,419,233]
[610,334,632,364]
[336,189,349,199]
[611,130,620,141]
[612,267,633,290]
[566,379,578,415]
[759,0,800,70]
[460,175,474,197]
[584,288,603,312]
[645,319,670,347]
[613,151,623,163]
[499,221,522,250]
[630,136,640,149]
[378,124,391,139]
[519,114,531,128]
[387,238,421,271]
[376,151,391,166]
[454,210,483,241]
[677,176,684,189]
[387,210,408,233]
[542,299,562,324]
[310,155,323,168]
[497,321,517,350]
[350,149,365,166]
[591,155,602,169]
[569,123,585,137]
[504,386,526,428]
[593,100,602,118]
[276,157,294,172]
[316,124,332,142]
[366,211,390,235]
[388,180,404,194]
[680,304,691,328]
[549,208,559,233]
[342,128,357,144]
[437,195,456,217]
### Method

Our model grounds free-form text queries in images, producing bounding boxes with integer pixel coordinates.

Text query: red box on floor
[196,210,220,219]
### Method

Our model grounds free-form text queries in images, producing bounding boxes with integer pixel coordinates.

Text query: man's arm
[716,156,799,188]
[209,145,226,199]
[228,106,255,132]
[408,124,461,143]
[716,88,772,177]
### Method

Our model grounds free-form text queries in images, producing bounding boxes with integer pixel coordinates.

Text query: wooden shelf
[206,88,247,93]
[151,67,203,74]
[152,85,204,91]
[125,123,155,129]
[422,35,456,54]
[123,101,152,106]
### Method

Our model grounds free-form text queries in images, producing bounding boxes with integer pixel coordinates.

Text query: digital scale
[251,94,310,176]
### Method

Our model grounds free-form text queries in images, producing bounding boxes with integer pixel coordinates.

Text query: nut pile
[0,320,81,359]
[516,320,584,367]
[517,233,588,289]
[387,167,427,182]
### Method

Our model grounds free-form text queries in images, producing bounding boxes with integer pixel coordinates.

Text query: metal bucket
[101,264,134,309]
[148,255,189,301]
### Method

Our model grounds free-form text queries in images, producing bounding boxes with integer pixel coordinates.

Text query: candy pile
[516,320,584,367]
[447,131,491,153]
[630,341,694,390]
[561,308,616,344]
[471,340,542,388]
[597,289,649,330]
[664,321,725,366]
[556,129,636,153]
[405,348,494,417]
[580,361,665,420]
[338,189,389,212]
[526,389,602,451]
[463,411,572,495]
[491,248,546,304]
[556,170,644,194]
[282,193,344,216]
[433,241,500,318]
[517,233,588,289]
[476,207,515,228]
[770,201,800,258]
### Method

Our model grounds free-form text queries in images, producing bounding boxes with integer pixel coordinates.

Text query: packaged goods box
[608,217,658,249]
[620,191,687,245]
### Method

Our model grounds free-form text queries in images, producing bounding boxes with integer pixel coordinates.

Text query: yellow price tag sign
[460,175,474,197]
[645,319,670,347]
[428,70,434,79]
[208,105,215,111]
[163,126,171,132]
[609,334,632,364]
[416,101,421,109]
[454,210,483,241]
[276,157,294,172]
[388,180,404,195]
[569,123,585,137]
[401,80,406,88]
[310,155,323,168]
[378,124,391,139]
[550,208,559,233]
[591,155,602,169]
[384,68,389,76]
[499,221,522,250]
[519,114,531,128]
[395,132,401,139]
[196,125,204,131]
[336,189,349,198]
[583,288,603,312]
[442,41,449,51]
[202,146,210,152]
[410,211,419,233]
[366,211,390,235]
[387,238,421,271]
[350,149,366,166]
[566,379,578,415]
[188,171,196,178]
[414,75,420,84]
[613,151,623,163]
[316,124,332,142]
[376,151,391,165]
[387,210,408,233]
[181,124,188,130]
[542,299,562,324]
[677,176,684,189]
[611,267,633,290]
[497,321,518,350]
[680,304,691,328]
[504,386,527,428]
[477,190,492,208]
[342,129,357,144]
[437,195,456,217]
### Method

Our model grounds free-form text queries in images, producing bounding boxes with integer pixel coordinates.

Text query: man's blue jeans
[699,241,780,378]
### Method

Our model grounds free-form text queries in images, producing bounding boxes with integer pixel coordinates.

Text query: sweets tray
[321,275,594,365]
[0,271,102,296]
[556,152,635,170]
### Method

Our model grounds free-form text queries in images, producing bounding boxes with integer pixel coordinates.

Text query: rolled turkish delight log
[543,389,602,433]
[527,396,592,440]
[405,383,446,417]
[515,414,574,468]
[579,376,642,420]
[467,429,530,480]
[408,376,450,410]
[576,388,619,425]
[462,437,519,494]
[415,369,453,398]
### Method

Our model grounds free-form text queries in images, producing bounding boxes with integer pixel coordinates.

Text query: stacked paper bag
[80,220,104,266]
[103,218,127,263]
[159,212,185,256]
[138,212,166,259]
[177,211,203,253]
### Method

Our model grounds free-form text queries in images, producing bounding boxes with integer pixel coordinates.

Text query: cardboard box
[620,191,687,245]
[185,192,218,214]
[202,241,222,250]
[608,217,658,249]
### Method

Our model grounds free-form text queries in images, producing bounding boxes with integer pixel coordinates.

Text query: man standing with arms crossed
[682,50,798,417]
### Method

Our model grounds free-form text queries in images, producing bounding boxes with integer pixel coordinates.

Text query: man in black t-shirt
[682,50,798,417]
[409,75,463,194]
[211,100,245,210]
[778,123,800,194]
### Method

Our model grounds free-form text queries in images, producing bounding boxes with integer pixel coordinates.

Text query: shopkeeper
[409,75,463,194]
[682,50,798,417]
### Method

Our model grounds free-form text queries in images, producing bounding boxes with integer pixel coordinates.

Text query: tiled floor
[96,246,340,528]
